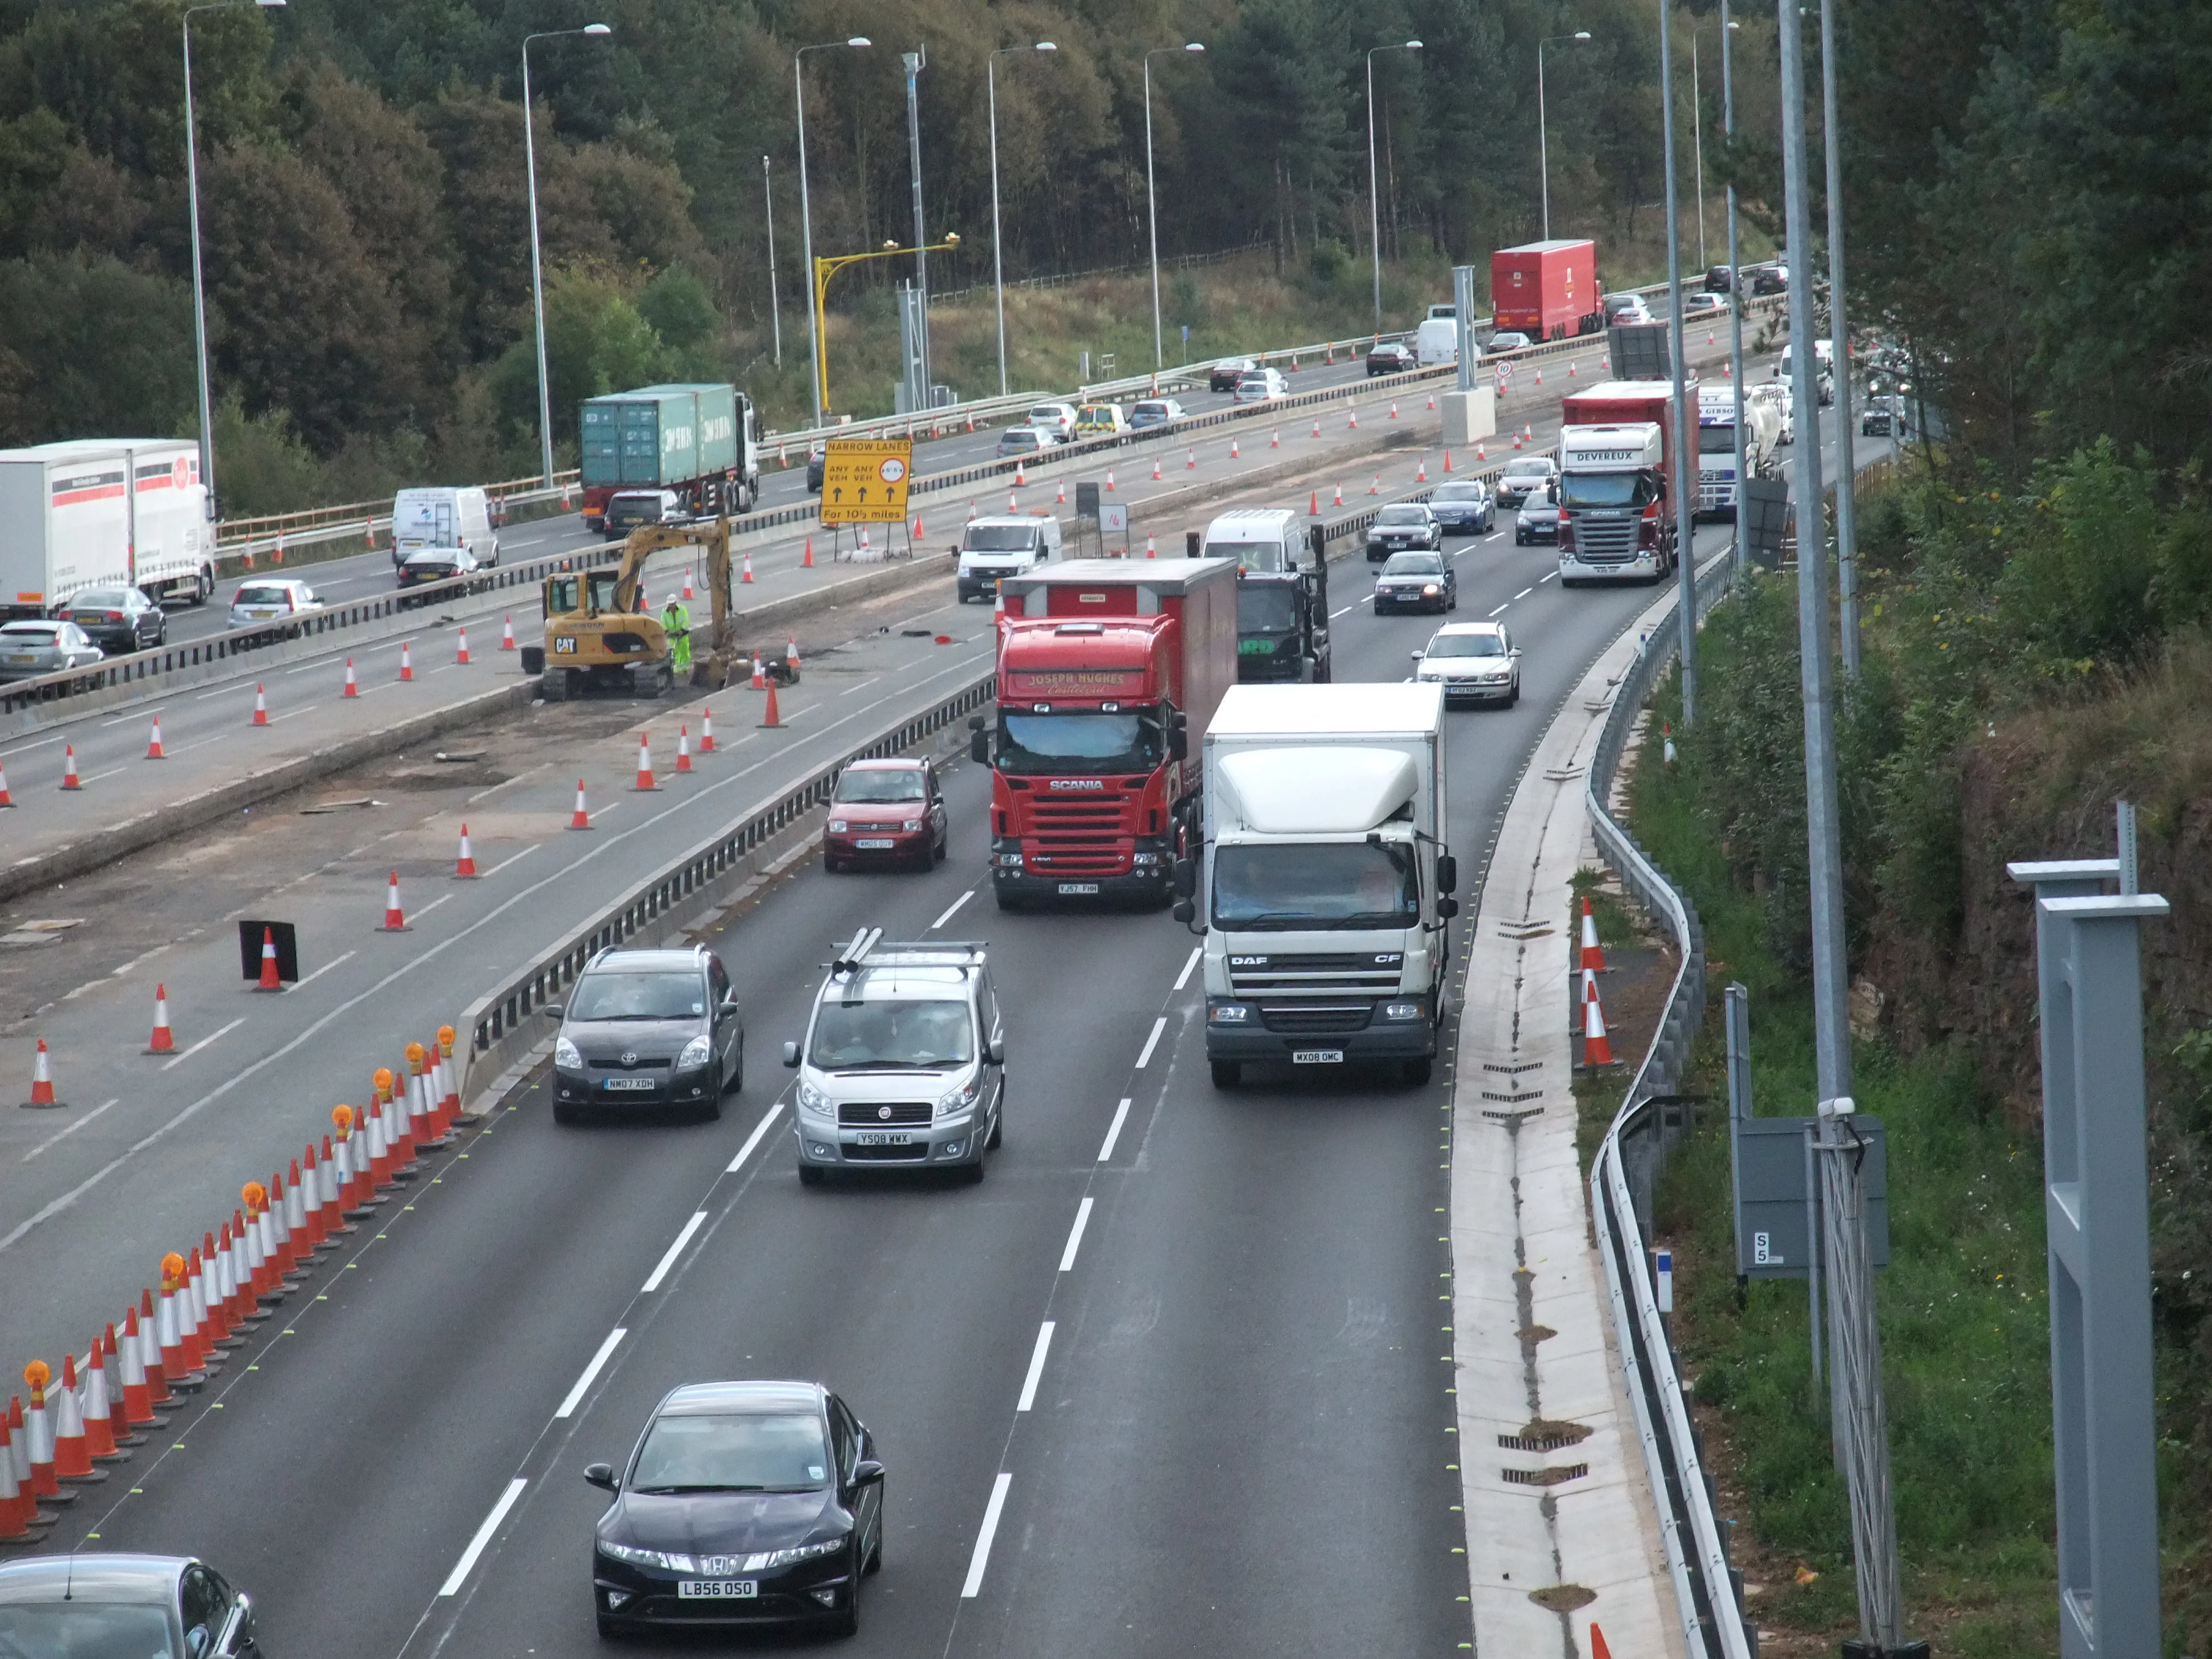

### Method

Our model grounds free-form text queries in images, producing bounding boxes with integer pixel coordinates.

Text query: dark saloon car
[60,585,166,653]
[589,1380,884,1639]
[1364,502,1443,561]
[396,545,484,589]
[823,758,948,872]
[1426,479,1495,535]
[547,945,744,1122]
[1373,549,1457,614]
[1366,340,1416,376]
[0,1553,263,1657]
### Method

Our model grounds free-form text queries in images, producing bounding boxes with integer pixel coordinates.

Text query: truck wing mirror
[1171,857,1196,899]
[970,727,990,764]
[1167,727,1188,761]
[1438,896,1459,921]
[1436,854,1459,893]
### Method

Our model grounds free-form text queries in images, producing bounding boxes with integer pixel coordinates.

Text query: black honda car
[588,1380,885,1639]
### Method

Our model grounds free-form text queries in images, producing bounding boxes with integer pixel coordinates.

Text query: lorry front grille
[1030,795,1133,834]
[1568,514,1639,563]
[1698,473,1736,509]
[838,1102,932,1127]
[1259,1003,1374,1035]
[1229,954,1402,995]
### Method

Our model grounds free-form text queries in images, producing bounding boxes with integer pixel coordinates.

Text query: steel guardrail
[1583,554,1751,1657]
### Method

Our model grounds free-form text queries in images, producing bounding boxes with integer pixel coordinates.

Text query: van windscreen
[963,526,1037,552]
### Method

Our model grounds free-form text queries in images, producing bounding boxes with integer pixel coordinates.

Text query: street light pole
[1659,0,1696,728]
[522,22,612,489]
[763,156,781,368]
[1143,43,1205,371]
[1536,33,1590,242]
[1722,12,1746,576]
[796,37,873,429]
[182,0,285,522]
[1366,40,1422,333]
[990,42,1058,399]
[1692,32,1706,270]
[1822,0,1860,677]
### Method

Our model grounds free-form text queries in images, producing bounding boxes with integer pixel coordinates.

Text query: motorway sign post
[818,436,915,558]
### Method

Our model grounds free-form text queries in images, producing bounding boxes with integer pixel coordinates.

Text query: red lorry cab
[1490,240,1603,342]
[977,559,1238,909]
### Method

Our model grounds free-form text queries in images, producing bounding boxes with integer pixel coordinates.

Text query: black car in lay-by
[546,946,743,1123]
[588,1380,885,1639]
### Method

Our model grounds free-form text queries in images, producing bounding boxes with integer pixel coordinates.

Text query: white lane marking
[1097,1098,1133,1162]
[1539,569,1559,583]
[0,733,66,758]
[590,799,625,822]
[1057,1196,1094,1271]
[1134,1016,1167,1070]
[1173,945,1201,991]
[22,1098,119,1164]
[411,893,455,921]
[266,703,321,725]
[1514,587,1533,600]
[82,765,130,784]
[1015,1322,1055,1412]
[288,950,357,991]
[726,1102,786,1173]
[160,1016,246,1072]
[930,889,974,931]
[641,1211,708,1292]
[439,1478,528,1597]
[960,1472,1015,1598]
[483,844,540,879]
[1329,604,1356,619]
[195,680,260,701]
[839,676,884,697]
[103,707,165,727]
[555,1328,627,1419]
[1488,603,1510,618]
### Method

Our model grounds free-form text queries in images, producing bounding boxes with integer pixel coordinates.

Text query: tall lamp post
[1537,32,1591,241]
[796,36,873,429]
[989,41,1058,398]
[1721,14,1746,576]
[763,156,781,368]
[1142,41,1205,370]
[522,22,613,489]
[1365,39,1422,332]
[182,0,286,521]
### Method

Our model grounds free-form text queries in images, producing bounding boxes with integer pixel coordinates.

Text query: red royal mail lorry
[1490,239,1603,341]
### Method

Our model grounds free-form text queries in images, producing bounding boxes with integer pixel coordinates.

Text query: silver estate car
[783,935,1004,1185]
[0,618,104,680]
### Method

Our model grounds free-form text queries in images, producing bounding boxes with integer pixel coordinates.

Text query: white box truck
[1178,682,1458,1088]
[0,439,215,618]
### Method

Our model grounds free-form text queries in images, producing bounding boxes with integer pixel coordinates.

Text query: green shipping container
[578,384,740,489]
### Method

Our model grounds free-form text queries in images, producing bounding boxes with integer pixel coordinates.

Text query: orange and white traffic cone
[1186,448,1196,471]
[1416,458,1429,484]
[51,1356,101,1483]
[1580,897,1607,973]
[681,570,693,601]
[0,760,12,807]
[455,824,478,878]
[1348,405,1359,429]
[147,715,166,758]
[1514,431,1524,451]
[117,1311,154,1427]
[279,1167,307,1270]
[299,1147,326,1248]
[1014,461,1027,487]
[1368,476,1381,495]
[1591,1623,1614,1659]
[399,641,414,681]
[252,684,268,726]
[379,871,408,931]
[1535,367,1543,385]
[570,780,591,830]
[24,1039,58,1108]
[741,552,754,584]
[437,1025,461,1134]
[80,1345,120,1462]
[1524,424,1533,441]
[749,654,765,690]
[0,1412,35,1539]
[184,1248,216,1362]
[155,1270,191,1392]
[147,984,176,1054]
[1427,392,1436,410]
[760,680,782,729]
[1056,478,1066,504]
[254,927,280,990]
[1477,442,1487,461]
[700,707,716,753]
[635,732,659,791]
[1152,456,1163,481]
[786,636,801,677]
[1105,469,1117,492]
[1390,399,1400,420]
[1145,535,1157,559]
[101,1324,144,1442]
[1312,415,1322,439]
[1008,490,1019,512]
[343,659,359,697]
[1229,438,1240,460]
[802,538,814,567]
[1580,973,1616,1067]
[60,745,80,790]
[676,725,692,774]
[456,627,470,665]
[1271,429,1280,449]
[500,616,517,651]
[138,1289,170,1403]
[22,1366,60,1499]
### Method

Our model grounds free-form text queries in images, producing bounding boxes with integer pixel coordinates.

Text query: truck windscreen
[1236,585,1299,635]
[997,709,1163,775]
[1212,842,1420,931]
[1697,425,1736,452]
[1559,472,1659,510]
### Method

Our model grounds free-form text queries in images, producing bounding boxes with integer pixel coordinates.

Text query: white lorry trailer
[0,439,215,619]
[1178,682,1458,1088]
[1694,383,1781,519]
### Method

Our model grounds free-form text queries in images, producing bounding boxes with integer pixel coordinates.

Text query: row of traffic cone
[1579,896,1616,1067]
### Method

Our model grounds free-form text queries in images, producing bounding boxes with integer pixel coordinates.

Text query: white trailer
[0,439,215,618]
[1694,384,1781,518]
[1187,682,1458,1087]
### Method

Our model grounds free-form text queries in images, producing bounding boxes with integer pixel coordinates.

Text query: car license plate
[677,1580,758,1599]
[6,655,33,665]
[603,1077,655,1092]
[855,838,894,849]
[1291,1049,1345,1065]
[1057,882,1100,895]
[853,1131,911,1147]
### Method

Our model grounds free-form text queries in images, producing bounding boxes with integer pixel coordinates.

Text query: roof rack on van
[826,930,987,978]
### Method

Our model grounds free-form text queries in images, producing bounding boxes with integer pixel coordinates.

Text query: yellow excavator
[539,519,753,699]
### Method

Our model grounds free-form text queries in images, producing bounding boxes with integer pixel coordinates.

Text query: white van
[1199,507,1306,572]
[956,513,1062,602]
[1413,316,1469,368]
[390,486,498,570]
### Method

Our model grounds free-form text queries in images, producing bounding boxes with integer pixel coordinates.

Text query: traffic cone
[1416,458,1429,483]
[60,745,80,790]
[634,732,659,791]
[1229,438,1240,460]
[456,627,471,665]
[5,1395,38,1499]
[750,655,765,690]
[802,538,815,568]
[343,658,358,697]
[786,636,801,677]
[148,985,176,1053]
[1186,448,1196,470]
[437,1026,461,1133]
[24,1040,58,1108]
[1310,490,1319,515]
[570,780,592,830]
[455,825,478,878]
[251,684,268,726]
[1332,484,1344,507]
[1368,476,1381,495]
[22,1367,60,1499]
[681,570,693,601]
[1444,450,1454,473]
[913,513,925,538]
[1312,415,1321,439]
[0,1417,32,1540]
[1591,1624,1613,1659]
[1514,432,1524,450]
[1525,424,1534,440]
[1271,429,1280,449]
[52,1355,101,1482]
[147,714,166,758]
[155,1274,190,1391]
[138,1290,170,1402]
[1152,457,1163,481]
[116,1316,153,1428]
[1014,461,1027,487]
[299,1147,326,1247]
[282,1165,309,1266]
[1477,443,1487,461]
[255,927,281,990]
[379,871,408,931]
[1348,405,1359,429]
[0,760,12,807]
[1427,392,1436,410]
[1146,535,1157,559]
[700,707,716,753]
[399,641,414,681]
[1008,491,1019,512]
[741,551,754,584]
[1056,478,1066,504]
[1723,360,1731,378]
[1106,469,1116,492]
[676,726,693,774]
[1535,367,1543,385]
[80,1347,119,1462]
[1580,897,1607,973]
[500,616,516,651]
[1390,400,1399,420]
[1581,973,1616,1067]
[760,680,782,728]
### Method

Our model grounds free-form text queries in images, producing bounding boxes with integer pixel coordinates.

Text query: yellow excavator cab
[539,519,734,700]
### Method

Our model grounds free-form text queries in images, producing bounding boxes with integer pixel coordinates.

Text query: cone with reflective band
[1427,392,1436,410]
[52,1355,100,1481]
[681,570,693,601]
[1271,429,1280,448]
[1151,456,1162,481]
[455,823,478,878]
[1332,484,1344,507]
[21,1368,58,1498]
[0,760,12,807]
[257,926,281,989]
[1185,448,1196,471]
[363,1098,391,1195]
[24,1039,58,1108]
[1348,405,1359,429]
[749,653,765,690]
[1145,535,1156,559]
[148,984,176,1053]
[741,551,754,584]
[0,1417,32,1538]
[116,1314,153,1427]
[252,684,268,726]
[456,627,470,665]
[398,641,414,681]
[676,724,693,774]
[1105,469,1117,492]
[1580,971,1615,1067]
[61,745,80,790]
[634,732,659,791]
[137,1290,170,1404]
[147,715,166,758]
[1055,478,1065,504]
[284,1164,310,1261]
[1390,400,1399,420]
[1416,458,1428,484]
[434,1026,460,1136]
[188,1245,221,1352]
[1579,897,1606,973]
[5,1398,32,1499]
[265,1172,296,1277]
[379,1067,414,1171]
[156,1272,189,1387]
[379,870,407,931]
[700,706,716,753]
[500,615,517,650]
[168,1252,205,1374]
[298,1146,325,1246]
[1477,442,1486,461]
[343,658,358,697]
[786,636,801,675]
[1368,476,1381,496]
[1229,438,1240,460]
[1311,415,1321,439]
[80,1345,120,1462]
[570,779,591,830]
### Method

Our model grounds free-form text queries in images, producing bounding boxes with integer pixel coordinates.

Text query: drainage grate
[1481,1089,1543,1103]
[1501,1463,1589,1486]
[1483,1060,1542,1075]
[1498,1422,1593,1453]
[1483,1108,1542,1124]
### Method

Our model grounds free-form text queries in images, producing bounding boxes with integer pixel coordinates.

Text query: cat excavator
[538,518,754,699]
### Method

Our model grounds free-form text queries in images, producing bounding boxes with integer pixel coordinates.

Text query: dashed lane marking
[640,1211,708,1293]
[22,1098,119,1164]
[439,1478,528,1597]
[555,1328,627,1419]
[159,1016,245,1073]
[930,889,974,931]
[1058,1196,1094,1271]
[959,1472,1014,1598]
[1015,1322,1055,1412]
[1173,945,1201,992]
[1097,1097,1133,1162]
[1134,1016,1167,1070]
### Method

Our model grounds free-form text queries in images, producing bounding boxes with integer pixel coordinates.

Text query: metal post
[796,58,819,425]
[521,41,553,488]
[1452,264,1476,393]
[1821,0,1860,677]
[901,48,930,403]
[763,156,780,368]
[1659,0,1697,727]
[1366,52,1382,332]
[2008,837,2165,1659]
[1692,33,1706,270]
[1722,4,1747,577]
[988,55,1006,398]
[1144,55,1162,370]
[1804,1122,1824,1402]
[182,11,216,519]
[1537,43,1551,242]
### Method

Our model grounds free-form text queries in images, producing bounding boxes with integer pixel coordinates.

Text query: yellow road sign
[818,437,914,525]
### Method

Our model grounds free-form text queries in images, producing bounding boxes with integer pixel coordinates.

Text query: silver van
[782,934,1004,1185]
[955,513,1061,602]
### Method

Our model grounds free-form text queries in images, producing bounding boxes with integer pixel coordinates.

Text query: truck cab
[1556,380,1681,586]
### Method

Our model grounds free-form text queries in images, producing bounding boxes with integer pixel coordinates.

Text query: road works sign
[818,437,914,525]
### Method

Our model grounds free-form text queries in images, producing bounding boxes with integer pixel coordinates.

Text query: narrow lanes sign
[819,438,914,525]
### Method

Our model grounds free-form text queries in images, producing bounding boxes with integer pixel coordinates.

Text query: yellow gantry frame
[812,235,961,416]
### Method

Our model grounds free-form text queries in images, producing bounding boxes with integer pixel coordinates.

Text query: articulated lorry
[1490,239,1604,342]
[1694,383,1781,519]
[1180,682,1458,1088]
[972,559,1238,910]
[579,383,759,533]
[1556,380,1682,586]
[0,439,215,618]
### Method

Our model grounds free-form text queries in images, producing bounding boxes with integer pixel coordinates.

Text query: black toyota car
[546,945,744,1123]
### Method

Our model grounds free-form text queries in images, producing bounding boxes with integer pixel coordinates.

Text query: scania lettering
[1555,380,1682,586]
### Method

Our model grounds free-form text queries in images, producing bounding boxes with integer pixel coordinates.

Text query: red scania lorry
[972,559,1238,910]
